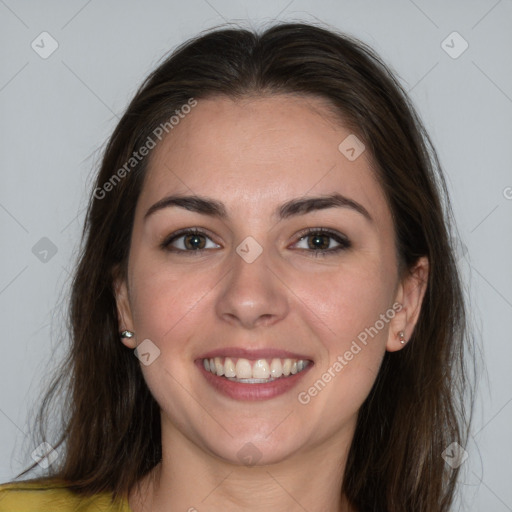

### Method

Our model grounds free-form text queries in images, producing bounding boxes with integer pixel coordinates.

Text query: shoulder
[0,480,131,512]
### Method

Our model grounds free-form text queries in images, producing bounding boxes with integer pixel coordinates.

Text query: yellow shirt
[0,480,132,512]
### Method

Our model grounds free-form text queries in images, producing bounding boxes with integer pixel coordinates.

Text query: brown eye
[306,233,331,250]
[161,229,220,253]
[183,233,206,250]
[293,228,351,256]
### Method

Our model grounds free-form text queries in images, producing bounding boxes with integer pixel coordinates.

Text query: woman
[0,22,475,512]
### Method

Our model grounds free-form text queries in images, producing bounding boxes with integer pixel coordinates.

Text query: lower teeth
[225,377,278,383]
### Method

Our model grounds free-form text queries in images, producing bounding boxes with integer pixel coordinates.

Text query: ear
[113,267,136,349]
[386,256,429,352]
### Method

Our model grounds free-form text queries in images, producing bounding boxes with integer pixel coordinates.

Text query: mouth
[195,350,314,401]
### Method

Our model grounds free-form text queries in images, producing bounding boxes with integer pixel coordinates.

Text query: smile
[202,356,311,382]
[196,352,314,401]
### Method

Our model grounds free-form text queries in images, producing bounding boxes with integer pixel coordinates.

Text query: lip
[195,358,313,401]
[197,347,313,361]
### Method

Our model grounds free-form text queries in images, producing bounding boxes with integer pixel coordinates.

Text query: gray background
[1,1,511,510]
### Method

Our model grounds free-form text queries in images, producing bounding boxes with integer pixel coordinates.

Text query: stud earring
[398,331,406,344]
[120,330,135,339]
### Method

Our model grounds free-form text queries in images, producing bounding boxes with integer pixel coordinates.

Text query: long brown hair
[14,22,476,511]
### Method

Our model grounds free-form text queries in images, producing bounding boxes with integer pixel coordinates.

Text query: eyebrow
[144,192,372,223]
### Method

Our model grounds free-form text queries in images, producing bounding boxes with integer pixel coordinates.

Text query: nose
[215,246,289,329]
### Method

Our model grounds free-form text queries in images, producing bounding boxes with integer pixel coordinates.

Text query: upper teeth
[202,357,310,380]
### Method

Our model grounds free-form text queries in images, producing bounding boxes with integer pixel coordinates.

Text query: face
[115,94,428,466]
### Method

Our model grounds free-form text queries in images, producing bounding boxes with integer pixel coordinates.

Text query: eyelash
[294,227,352,256]
[160,227,351,257]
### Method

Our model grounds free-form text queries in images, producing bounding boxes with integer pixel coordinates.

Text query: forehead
[138,94,390,223]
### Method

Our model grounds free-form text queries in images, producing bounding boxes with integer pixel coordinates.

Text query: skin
[114,94,429,512]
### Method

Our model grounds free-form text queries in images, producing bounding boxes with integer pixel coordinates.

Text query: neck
[128,421,357,512]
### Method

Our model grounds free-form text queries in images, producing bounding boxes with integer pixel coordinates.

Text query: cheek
[291,258,394,399]
[127,262,214,413]
[128,260,215,351]
[298,272,390,406]
[295,258,394,343]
